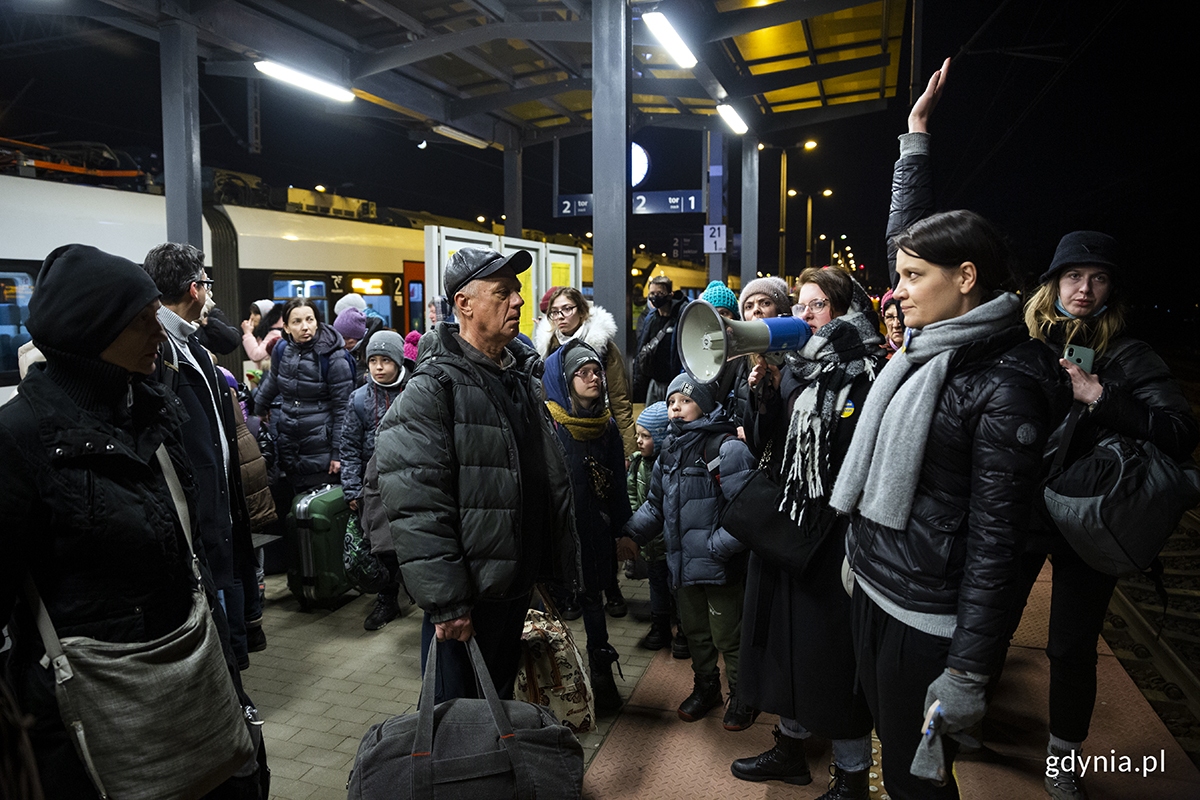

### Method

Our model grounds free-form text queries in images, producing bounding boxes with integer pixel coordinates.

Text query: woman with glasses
[880,291,904,357]
[731,265,885,799]
[534,286,635,456]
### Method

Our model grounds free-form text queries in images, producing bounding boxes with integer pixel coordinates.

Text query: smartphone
[1063,344,1095,373]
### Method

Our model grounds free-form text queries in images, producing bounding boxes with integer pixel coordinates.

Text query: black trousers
[1007,546,1118,744]
[418,592,531,705]
[851,589,960,800]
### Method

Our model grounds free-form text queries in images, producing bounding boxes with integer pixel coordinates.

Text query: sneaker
[364,595,401,631]
[677,674,723,722]
[1045,745,1088,799]
[730,726,812,785]
[560,595,583,621]
[604,587,628,618]
[722,687,760,731]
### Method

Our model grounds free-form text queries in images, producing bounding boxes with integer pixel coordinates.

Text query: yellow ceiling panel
[748,56,814,76]
[762,83,822,104]
[734,21,810,61]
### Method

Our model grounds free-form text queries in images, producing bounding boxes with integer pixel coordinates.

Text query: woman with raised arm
[829,60,1072,799]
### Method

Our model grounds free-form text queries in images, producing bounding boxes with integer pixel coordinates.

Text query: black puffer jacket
[846,325,1072,674]
[0,365,201,796]
[375,324,582,623]
[254,322,354,484]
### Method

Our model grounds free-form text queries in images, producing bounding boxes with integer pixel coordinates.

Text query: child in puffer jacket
[627,402,684,654]
[340,331,415,632]
[621,373,759,731]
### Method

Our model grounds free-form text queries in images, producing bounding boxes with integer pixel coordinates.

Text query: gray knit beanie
[666,372,718,416]
[738,276,791,317]
[365,330,405,367]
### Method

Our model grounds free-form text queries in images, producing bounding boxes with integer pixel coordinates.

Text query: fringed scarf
[778,308,883,522]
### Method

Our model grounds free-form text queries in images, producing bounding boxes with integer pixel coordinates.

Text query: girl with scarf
[730,266,885,799]
[827,59,1071,800]
[1012,232,1198,799]
[543,340,632,715]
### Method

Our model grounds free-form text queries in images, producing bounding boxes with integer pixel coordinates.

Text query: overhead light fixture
[823,189,833,196]
[417,140,428,150]
[254,60,354,102]
[477,216,486,224]
[314,185,326,192]
[804,140,817,150]
[432,124,489,149]
[716,104,748,134]
[642,11,697,69]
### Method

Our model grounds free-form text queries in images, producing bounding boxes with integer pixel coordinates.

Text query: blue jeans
[780,718,873,771]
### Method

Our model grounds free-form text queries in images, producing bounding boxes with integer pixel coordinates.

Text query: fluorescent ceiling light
[717,104,748,134]
[432,124,490,149]
[642,11,697,69]
[254,60,354,102]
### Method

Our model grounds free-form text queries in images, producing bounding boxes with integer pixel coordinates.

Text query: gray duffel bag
[347,635,584,799]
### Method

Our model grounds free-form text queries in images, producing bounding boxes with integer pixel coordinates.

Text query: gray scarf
[830,292,1023,529]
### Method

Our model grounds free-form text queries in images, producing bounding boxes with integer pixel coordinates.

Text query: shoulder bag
[514,587,595,733]
[1043,403,1200,576]
[24,445,255,800]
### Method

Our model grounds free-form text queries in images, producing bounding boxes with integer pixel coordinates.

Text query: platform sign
[670,235,702,261]
[554,190,704,217]
[703,224,727,254]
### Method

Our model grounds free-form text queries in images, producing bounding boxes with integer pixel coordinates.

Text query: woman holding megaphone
[730,265,886,798]
[829,59,1072,799]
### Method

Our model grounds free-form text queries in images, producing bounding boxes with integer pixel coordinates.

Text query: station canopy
[5,0,907,149]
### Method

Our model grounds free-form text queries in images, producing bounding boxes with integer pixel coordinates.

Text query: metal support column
[706,130,724,283]
[778,148,787,277]
[805,195,813,271]
[592,0,632,356]
[504,146,523,237]
[247,78,262,155]
[740,134,760,291]
[159,20,203,248]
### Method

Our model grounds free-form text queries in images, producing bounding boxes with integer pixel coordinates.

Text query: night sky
[0,0,1192,349]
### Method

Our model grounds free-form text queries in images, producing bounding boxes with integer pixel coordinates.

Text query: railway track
[1106,509,1200,768]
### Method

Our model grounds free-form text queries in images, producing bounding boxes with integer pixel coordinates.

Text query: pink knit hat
[404,330,421,361]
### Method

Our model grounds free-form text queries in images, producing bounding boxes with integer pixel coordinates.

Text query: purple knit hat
[333,307,367,341]
[404,330,421,361]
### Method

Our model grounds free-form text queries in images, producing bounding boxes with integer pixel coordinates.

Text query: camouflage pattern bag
[344,514,389,594]
[514,605,594,734]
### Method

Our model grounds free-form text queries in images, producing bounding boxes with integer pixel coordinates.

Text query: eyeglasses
[194,277,213,289]
[548,305,577,319]
[575,367,602,380]
[794,298,829,313]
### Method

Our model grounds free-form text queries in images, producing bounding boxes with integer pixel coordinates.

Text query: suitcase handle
[413,636,536,798]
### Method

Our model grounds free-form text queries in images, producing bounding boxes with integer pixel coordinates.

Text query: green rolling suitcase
[286,484,353,610]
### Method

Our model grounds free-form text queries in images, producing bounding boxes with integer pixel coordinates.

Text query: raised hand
[909,57,951,134]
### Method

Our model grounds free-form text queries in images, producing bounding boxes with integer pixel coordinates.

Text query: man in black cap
[376,247,582,702]
[143,242,258,668]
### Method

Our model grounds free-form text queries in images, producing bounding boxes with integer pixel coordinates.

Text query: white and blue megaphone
[677,300,812,383]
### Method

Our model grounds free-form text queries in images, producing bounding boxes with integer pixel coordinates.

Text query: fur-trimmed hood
[534,302,617,359]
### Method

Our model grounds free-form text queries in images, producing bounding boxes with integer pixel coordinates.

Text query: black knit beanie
[28,244,162,358]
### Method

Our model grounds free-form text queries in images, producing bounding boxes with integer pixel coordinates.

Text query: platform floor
[243,564,1200,799]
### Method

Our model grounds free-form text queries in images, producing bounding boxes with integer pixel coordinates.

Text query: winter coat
[339,362,413,502]
[253,322,354,486]
[631,292,686,397]
[738,367,877,739]
[231,386,276,533]
[0,365,211,797]
[534,304,637,455]
[624,409,755,589]
[375,323,582,623]
[846,325,1072,674]
[626,452,666,562]
[541,347,632,594]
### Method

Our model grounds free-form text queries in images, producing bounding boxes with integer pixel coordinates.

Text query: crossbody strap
[1050,403,1086,474]
[25,444,198,683]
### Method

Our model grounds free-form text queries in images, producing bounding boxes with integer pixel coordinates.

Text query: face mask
[649,292,671,309]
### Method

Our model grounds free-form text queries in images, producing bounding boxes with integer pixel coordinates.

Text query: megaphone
[677,300,812,383]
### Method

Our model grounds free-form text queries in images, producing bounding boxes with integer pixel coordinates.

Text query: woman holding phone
[1015,232,1199,799]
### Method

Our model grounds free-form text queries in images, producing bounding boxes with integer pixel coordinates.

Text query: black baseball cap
[444,247,533,297]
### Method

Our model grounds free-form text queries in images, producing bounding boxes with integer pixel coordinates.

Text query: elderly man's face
[458,267,524,348]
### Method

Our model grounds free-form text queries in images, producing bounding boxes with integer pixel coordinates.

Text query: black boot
[589,646,623,715]
[722,686,760,731]
[814,765,871,800]
[559,594,582,621]
[245,617,267,653]
[604,585,628,618]
[730,726,812,785]
[677,674,723,722]
[364,594,401,631]
[639,614,673,650]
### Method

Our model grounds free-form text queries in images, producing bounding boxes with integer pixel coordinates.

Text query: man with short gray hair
[376,247,582,702]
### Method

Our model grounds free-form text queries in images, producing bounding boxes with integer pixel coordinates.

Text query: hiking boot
[604,586,628,618]
[559,594,583,621]
[677,674,723,722]
[730,726,812,785]
[722,686,760,731]
[1045,745,1088,799]
[639,614,673,651]
[589,646,624,715]
[815,765,870,800]
[671,628,691,659]
[364,595,401,631]
[245,619,267,653]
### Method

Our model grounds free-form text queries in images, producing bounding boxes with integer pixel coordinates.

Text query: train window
[273,278,328,321]
[0,271,34,383]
